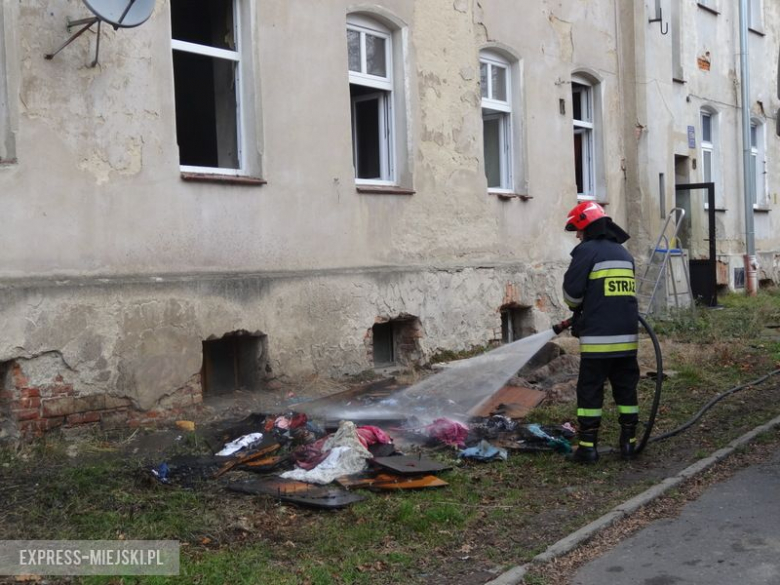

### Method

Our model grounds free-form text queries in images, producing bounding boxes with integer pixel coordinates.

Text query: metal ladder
[636,208,694,316]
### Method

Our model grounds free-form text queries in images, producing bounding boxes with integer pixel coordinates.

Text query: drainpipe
[739,0,758,295]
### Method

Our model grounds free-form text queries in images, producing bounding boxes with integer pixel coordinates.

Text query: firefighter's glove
[570,310,583,338]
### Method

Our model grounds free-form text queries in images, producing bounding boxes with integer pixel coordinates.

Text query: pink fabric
[423,418,469,448]
[289,412,308,429]
[356,425,393,448]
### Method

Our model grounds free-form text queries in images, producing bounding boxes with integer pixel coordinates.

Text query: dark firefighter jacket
[562,223,638,359]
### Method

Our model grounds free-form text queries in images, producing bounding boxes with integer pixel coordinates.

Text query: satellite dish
[45,0,155,66]
[83,0,155,29]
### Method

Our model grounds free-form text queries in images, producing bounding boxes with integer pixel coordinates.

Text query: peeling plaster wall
[0,265,567,412]
[2,0,780,426]
[0,0,586,419]
[630,0,780,287]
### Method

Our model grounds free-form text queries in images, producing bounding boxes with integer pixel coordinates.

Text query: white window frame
[480,51,513,192]
[572,77,596,200]
[700,109,722,208]
[750,120,767,208]
[347,15,395,185]
[170,1,244,176]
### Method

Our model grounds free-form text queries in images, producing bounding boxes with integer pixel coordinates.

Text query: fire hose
[552,315,661,454]
[552,314,780,455]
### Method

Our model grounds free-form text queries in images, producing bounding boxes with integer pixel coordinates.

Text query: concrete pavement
[571,446,780,585]
[485,414,780,585]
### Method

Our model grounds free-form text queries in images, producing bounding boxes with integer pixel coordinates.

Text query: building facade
[0,0,777,439]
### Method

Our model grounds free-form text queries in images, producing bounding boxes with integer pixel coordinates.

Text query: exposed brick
[19,420,42,437]
[67,411,102,425]
[20,388,41,399]
[104,396,133,410]
[11,364,29,389]
[49,384,75,396]
[17,397,41,409]
[100,409,130,430]
[13,408,40,422]
[0,390,16,400]
[41,397,77,418]
[20,417,65,435]
[43,417,65,430]
[42,395,107,418]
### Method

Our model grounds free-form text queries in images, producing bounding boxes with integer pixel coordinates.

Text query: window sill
[0,158,18,167]
[576,197,608,206]
[748,27,765,37]
[488,191,532,201]
[356,185,415,195]
[753,205,771,213]
[672,77,686,84]
[696,3,719,16]
[180,172,267,186]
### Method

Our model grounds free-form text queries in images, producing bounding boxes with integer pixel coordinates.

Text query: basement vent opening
[370,316,423,368]
[501,305,534,343]
[0,360,9,403]
[734,267,745,289]
[201,331,268,396]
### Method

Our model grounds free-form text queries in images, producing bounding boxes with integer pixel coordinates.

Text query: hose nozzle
[552,318,572,335]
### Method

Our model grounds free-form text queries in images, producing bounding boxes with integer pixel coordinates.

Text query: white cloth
[280,445,370,485]
[216,432,263,456]
[280,420,373,484]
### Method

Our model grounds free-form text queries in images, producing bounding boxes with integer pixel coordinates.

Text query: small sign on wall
[687,126,696,148]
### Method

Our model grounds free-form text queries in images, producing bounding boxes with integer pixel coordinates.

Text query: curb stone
[483,413,780,585]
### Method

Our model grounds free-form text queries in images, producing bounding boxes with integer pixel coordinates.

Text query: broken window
[371,317,423,367]
[501,306,533,344]
[347,15,394,183]
[572,78,596,199]
[480,51,513,191]
[202,332,267,396]
[170,0,241,172]
[372,322,395,366]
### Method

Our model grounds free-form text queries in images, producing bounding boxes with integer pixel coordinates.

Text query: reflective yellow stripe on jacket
[579,334,639,354]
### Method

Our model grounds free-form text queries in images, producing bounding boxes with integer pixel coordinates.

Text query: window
[701,112,713,184]
[700,109,722,206]
[748,0,762,30]
[480,51,513,191]
[347,16,394,184]
[572,78,596,199]
[750,120,767,207]
[170,0,242,174]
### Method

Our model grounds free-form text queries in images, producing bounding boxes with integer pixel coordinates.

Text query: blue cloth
[459,440,507,462]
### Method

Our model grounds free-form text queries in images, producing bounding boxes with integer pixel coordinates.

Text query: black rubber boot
[619,424,637,460]
[569,429,599,464]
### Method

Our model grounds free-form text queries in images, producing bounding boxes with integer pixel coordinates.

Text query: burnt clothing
[575,356,640,430]
[562,226,639,359]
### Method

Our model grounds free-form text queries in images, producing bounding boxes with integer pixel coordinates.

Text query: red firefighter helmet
[565,201,608,231]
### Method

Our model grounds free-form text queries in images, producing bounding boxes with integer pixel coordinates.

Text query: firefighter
[562,202,640,463]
